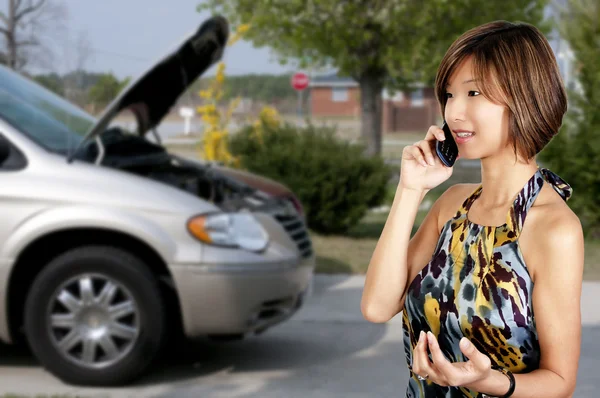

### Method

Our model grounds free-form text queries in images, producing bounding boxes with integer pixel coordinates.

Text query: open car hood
[68,15,228,162]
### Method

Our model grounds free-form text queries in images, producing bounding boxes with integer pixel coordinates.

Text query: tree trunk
[359,74,384,156]
[7,0,17,69]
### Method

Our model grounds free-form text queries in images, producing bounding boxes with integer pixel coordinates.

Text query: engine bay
[83,127,275,212]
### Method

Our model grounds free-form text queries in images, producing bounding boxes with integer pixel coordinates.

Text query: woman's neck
[478,152,539,209]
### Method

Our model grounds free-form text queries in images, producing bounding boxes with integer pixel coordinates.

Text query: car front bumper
[169,254,315,337]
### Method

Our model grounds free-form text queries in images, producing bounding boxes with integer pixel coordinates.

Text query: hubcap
[47,273,140,369]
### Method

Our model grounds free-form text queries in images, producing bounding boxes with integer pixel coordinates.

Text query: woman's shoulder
[520,181,583,280]
[527,181,581,233]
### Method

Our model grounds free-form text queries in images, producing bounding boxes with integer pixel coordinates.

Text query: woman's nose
[445,99,467,122]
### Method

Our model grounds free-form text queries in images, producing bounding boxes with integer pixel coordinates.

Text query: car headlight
[187,212,269,251]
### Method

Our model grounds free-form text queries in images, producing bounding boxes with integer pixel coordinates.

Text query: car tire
[24,246,166,386]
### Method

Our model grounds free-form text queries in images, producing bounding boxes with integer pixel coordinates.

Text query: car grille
[273,212,313,258]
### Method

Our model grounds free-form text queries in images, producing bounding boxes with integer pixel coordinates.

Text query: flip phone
[435,122,459,167]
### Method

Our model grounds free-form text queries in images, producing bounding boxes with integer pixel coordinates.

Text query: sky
[24,0,573,85]
[39,0,293,79]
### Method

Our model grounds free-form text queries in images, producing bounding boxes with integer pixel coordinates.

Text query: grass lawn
[583,239,600,281]
[311,209,423,275]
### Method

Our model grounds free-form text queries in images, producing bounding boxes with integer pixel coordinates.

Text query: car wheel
[24,246,166,386]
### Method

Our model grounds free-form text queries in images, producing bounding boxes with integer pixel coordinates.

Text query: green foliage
[538,0,600,238]
[32,70,131,108]
[199,0,551,91]
[33,73,64,96]
[200,0,551,156]
[63,70,106,90]
[34,70,108,93]
[229,121,393,234]
[87,73,130,108]
[192,74,296,102]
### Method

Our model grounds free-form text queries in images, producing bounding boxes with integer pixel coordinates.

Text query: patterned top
[402,167,573,397]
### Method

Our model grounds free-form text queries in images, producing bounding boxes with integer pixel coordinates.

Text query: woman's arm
[362,125,455,323]
[361,182,470,323]
[360,183,429,323]
[465,209,584,397]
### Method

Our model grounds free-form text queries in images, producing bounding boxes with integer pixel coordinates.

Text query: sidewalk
[2,275,598,397]
[580,281,600,325]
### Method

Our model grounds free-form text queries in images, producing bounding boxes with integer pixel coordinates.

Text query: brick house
[382,85,440,133]
[309,74,360,117]
[308,73,440,133]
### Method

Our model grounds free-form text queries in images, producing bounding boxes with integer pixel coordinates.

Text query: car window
[0,134,27,171]
[0,65,96,154]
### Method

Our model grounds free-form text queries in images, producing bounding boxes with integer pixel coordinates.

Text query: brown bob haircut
[434,20,567,161]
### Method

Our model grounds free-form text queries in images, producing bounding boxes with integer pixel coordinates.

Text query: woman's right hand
[400,125,458,192]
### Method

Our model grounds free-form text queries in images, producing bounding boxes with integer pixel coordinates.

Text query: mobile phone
[435,121,458,167]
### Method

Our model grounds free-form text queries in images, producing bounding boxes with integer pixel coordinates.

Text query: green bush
[229,121,393,234]
[538,0,600,239]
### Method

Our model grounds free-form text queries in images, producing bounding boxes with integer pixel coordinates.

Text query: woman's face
[444,56,512,160]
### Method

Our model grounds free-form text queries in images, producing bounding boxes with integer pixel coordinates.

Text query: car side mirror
[0,135,12,165]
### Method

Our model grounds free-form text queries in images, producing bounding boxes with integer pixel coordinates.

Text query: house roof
[309,73,358,88]
[309,72,434,91]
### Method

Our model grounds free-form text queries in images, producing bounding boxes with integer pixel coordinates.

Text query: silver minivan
[0,16,314,386]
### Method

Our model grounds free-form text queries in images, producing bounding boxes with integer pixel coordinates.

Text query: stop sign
[291,72,309,91]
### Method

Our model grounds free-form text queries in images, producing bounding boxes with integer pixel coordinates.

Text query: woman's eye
[445,91,480,99]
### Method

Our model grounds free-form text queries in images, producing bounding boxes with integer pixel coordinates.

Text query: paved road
[2,276,599,397]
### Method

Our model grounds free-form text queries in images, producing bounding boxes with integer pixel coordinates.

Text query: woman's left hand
[412,331,492,387]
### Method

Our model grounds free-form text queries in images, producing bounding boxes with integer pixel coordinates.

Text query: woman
[361,20,584,398]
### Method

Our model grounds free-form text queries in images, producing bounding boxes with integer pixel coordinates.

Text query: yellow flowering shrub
[196,23,250,167]
[196,23,283,168]
[250,105,281,146]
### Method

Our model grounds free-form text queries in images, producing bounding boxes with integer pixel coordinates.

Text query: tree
[88,73,130,110]
[63,31,94,106]
[191,73,297,103]
[539,0,600,238]
[199,0,551,156]
[33,72,63,95]
[0,0,67,71]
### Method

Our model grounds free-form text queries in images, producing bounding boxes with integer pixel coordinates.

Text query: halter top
[402,167,572,397]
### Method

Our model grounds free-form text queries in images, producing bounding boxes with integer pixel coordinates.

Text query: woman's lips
[453,131,475,144]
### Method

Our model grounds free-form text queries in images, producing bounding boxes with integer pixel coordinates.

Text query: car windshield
[0,65,96,154]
